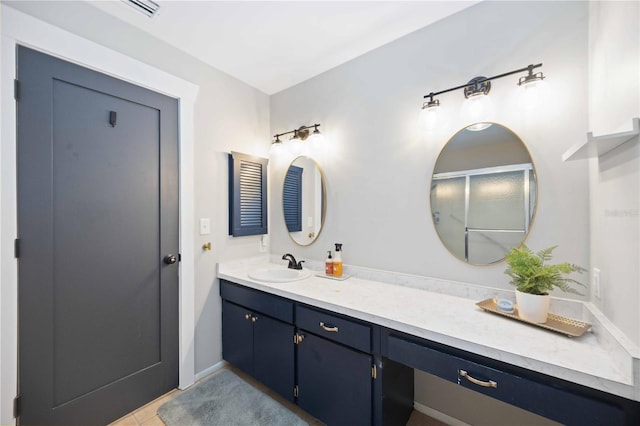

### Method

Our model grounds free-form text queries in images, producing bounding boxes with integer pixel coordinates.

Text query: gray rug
[157,369,308,426]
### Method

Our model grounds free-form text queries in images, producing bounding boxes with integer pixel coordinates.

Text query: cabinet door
[222,300,254,375]
[297,333,372,426]
[253,314,295,402]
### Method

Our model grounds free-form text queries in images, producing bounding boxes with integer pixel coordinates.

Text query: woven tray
[476,298,592,338]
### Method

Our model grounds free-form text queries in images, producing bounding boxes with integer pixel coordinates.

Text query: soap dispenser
[325,251,333,275]
[333,243,343,277]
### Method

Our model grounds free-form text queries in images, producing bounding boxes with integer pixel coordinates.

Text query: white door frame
[1,6,198,423]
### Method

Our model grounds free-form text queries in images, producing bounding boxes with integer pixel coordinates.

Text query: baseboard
[413,401,470,426]
[194,360,229,383]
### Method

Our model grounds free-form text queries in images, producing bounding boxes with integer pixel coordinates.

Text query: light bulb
[461,94,495,129]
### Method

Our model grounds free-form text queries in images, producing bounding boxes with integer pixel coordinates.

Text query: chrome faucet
[282,253,305,270]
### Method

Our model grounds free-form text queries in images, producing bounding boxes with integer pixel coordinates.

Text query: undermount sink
[248,267,312,283]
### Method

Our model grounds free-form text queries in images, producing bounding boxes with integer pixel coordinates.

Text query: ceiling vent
[121,0,160,18]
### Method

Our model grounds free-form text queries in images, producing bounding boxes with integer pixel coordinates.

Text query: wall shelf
[562,117,639,162]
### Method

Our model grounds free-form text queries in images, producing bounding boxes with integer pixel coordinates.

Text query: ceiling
[80,1,479,94]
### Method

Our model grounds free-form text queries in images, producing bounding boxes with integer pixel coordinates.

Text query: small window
[228,152,268,236]
[283,165,303,232]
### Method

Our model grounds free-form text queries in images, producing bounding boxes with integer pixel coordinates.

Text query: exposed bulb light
[420,99,441,131]
[273,123,322,154]
[518,65,545,87]
[420,63,545,129]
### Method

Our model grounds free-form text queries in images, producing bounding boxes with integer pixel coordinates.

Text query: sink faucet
[282,253,305,270]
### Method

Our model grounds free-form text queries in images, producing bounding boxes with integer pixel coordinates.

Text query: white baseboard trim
[193,361,229,384]
[413,401,470,426]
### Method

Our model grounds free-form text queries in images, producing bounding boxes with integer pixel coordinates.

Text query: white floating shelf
[562,117,639,162]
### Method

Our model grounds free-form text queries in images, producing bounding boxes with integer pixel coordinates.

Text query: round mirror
[430,123,537,265]
[283,156,326,246]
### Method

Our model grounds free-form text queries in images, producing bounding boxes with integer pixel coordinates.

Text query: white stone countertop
[217,258,639,402]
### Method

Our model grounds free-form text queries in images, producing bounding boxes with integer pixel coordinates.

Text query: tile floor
[109,366,447,426]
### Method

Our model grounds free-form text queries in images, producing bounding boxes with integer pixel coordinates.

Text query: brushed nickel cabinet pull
[459,370,497,388]
[319,322,338,332]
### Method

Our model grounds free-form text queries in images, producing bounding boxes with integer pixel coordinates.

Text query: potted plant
[504,245,586,323]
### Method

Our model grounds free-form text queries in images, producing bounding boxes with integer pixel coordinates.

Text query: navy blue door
[17,46,179,425]
[253,314,295,402]
[222,300,254,375]
[297,333,372,426]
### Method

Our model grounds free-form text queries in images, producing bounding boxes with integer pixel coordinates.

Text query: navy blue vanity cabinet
[295,306,376,425]
[296,331,372,426]
[221,281,295,402]
[382,330,640,426]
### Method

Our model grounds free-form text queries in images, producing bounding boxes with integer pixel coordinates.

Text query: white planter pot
[515,290,550,323]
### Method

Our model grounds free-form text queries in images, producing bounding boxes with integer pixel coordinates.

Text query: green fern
[504,245,586,296]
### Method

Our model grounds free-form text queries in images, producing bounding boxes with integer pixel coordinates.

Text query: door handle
[163,254,177,265]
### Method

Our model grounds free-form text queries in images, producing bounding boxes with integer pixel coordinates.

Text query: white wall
[270,1,591,422]
[588,0,640,347]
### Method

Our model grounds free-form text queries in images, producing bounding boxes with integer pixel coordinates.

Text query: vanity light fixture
[422,63,544,108]
[273,124,322,145]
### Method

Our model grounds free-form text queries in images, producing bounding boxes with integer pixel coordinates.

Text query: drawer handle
[458,370,497,388]
[319,322,339,333]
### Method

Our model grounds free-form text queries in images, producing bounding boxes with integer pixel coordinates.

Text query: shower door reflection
[432,164,535,264]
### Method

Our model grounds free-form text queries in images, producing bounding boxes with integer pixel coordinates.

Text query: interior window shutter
[229,152,268,236]
[283,165,303,232]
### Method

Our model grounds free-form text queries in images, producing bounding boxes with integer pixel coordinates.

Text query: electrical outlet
[593,268,601,300]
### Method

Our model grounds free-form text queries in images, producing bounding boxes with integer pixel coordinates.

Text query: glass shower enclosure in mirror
[430,123,537,265]
[283,156,326,246]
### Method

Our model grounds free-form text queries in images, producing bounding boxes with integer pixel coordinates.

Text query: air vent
[122,0,160,17]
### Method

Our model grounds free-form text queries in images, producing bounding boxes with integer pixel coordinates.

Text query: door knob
[163,254,177,265]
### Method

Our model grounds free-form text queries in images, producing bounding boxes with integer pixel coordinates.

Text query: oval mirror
[283,156,326,246]
[430,123,537,265]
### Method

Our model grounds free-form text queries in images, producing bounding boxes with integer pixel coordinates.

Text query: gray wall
[587,1,640,347]
[270,1,593,422]
[271,0,590,292]
[3,1,271,375]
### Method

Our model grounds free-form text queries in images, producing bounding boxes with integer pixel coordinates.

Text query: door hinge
[14,79,20,101]
[14,239,20,259]
[372,364,377,380]
[293,385,299,398]
[293,333,304,344]
[13,395,21,419]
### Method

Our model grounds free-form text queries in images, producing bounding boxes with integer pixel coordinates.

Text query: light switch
[199,218,211,235]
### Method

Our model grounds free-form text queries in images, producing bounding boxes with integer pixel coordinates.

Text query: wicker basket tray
[476,298,592,338]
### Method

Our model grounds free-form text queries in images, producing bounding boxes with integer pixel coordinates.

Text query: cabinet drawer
[387,334,623,426]
[220,280,293,323]
[296,305,371,353]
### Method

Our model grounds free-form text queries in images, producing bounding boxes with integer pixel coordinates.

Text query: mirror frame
[430,122,538,265]
[283,155,327,246]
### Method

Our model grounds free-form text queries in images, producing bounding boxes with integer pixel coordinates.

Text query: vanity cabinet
[382,330,639,426]
[221,286,294,402]
[296,332,372,426]
[295,306,374,426]
[220,280,414,426]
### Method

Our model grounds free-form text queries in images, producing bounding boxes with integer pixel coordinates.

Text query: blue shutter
[283,165,302,232]
[229,152,268,236]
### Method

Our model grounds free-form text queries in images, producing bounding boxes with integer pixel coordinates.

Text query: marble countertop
[217,258,639,402]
